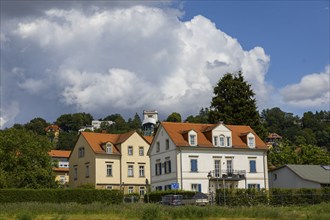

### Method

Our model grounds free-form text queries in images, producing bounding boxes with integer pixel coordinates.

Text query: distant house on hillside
[45,124,60,143]
[48,150,71,186]
[69,131,152,196]
[265,133,282,146]
[148,122,269,195]
[269,164,330,188]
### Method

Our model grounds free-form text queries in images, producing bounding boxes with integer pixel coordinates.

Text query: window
[139,186,145,196]
[227,159,233,173]
[165,139,169,150]
[139,146,144,156]
[155,186,162,191]
[190,159,198,172]
[215,160,221,177]
[213,136,218,146]
[128,186,134,194]
[249,160,256,173]
[156,142,160,152]
[190,135,196,146]
[85,164,89,178]
[155,162,162,176]
[248,137,255,147]
[273,173,277,180]
[139,165,145,177]
[78,147,85,158]
[165,185,171,190]
[191,184,201,192]
[226,137,231,147]
[106,185,112,190]
[248,184,260,189]
[128,146,133,155]
[74,166,78,180]
[106,164,112,176]
[128,165,134,177]
[164,160,171,174]
[219,136,225,147]
[106,143,112,154]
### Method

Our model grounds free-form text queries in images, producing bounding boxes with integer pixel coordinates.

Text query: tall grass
[0,202,329,220]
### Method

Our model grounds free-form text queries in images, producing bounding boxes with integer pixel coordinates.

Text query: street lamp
[207,171,212,205]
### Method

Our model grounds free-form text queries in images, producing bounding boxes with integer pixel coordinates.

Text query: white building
[148,122,269,194]
[142,110,158,136]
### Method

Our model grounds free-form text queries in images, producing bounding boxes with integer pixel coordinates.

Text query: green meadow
[0,202,329,220]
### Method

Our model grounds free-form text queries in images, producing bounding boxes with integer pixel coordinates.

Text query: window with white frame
[128,165,134,177]
[248,184,260,189]
[214,160,221,177]
[226,137,231,147]
[128,186,134,194]
[164,159,171,174]
[191,183,201,192]
[139,165,145,177]
[106,164,112,176]
[227,159,233,173]
[106,143,112,154]
[249,160,256,173]
[139,186,145,196]
[139,146,144,156]
[155,161,162,176]
[190,134,196,146]
[128,146,133,155]
[213,136,218,146]
[248,136,255,148]
[219,136,225,147]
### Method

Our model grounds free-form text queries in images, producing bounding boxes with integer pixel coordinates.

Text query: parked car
[161,195,183,206]
[193,192,209,206]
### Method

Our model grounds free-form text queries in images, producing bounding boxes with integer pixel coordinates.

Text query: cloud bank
[1,4,328,128]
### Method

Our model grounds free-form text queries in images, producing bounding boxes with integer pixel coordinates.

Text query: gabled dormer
[182,129,198,146]
[210,122,232,147]
[240,132,255,148]
[101,142,113,154]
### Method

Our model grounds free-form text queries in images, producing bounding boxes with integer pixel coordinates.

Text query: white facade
[149,122,269,194]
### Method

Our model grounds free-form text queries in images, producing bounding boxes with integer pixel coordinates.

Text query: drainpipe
[263,151,267,189]
[179,147,183,190]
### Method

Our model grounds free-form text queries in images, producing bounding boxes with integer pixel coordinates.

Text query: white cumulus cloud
[0,101,20,129]
[280,65,330,108]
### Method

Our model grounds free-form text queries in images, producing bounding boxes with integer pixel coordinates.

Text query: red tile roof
[52,167,69,172]
[143,136,154,145]
[161,122,267,150]
[48,150,71,158]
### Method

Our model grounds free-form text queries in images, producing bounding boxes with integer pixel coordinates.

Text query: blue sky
[1,0,329,128]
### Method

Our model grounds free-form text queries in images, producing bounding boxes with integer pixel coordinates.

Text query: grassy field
[0,202,329,220]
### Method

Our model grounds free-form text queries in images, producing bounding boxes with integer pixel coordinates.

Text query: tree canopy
[166,112,182,122]
[209,71,266,137]
[0,128,57,188]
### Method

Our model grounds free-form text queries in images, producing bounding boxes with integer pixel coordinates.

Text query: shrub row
[216,187,330,206]
[144,190,196,203]
[0,189,123,204]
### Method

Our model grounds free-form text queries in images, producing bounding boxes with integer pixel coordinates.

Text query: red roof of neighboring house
[80,131,149,155]
[52,167,69,172]
[48,150,71,158]
[143,136,154,145]
[45,124,60,132]
[267,133,282,139]
[161,122,267,150]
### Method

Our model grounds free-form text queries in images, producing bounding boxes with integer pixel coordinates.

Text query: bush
[0,189,123,204]
[144,190,195,203]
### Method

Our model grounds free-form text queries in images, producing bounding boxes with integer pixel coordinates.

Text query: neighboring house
[269,164,330,188]
[148,122,269,194]
[48,150,71,186]
[45,124,60,143]
[69,131,152,196]
[142,110,158,136]
[265,133,282,146]
[78,120,115,133]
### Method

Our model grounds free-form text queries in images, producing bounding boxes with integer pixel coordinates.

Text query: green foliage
[56,113,93,132]
[144,190,195,203]
[103,114,130,133]
[165,112,182,122]
[56,131,78,150]
[268,141,330,169]
[24,117,49,135]
[0,128,57,188]
[209,71,266,138]
[185,108,210,123]
[0,189,123,204]
[216,188,268,206]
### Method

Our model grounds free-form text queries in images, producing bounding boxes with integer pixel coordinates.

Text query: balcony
[209,169,246,181]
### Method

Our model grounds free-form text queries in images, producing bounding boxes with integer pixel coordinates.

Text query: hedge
[144,190,196,203]
[216,188,330,206]
[0,189,123,204]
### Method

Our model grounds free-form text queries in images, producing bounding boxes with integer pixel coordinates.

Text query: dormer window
[106,143,112,154]
[213,136,218,146]
[219,135,225,147]
[190,135,196,146]
[226,137,231,147]
[248,137,255,148]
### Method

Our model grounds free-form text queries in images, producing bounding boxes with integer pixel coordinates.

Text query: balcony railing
[209,169,246,180]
